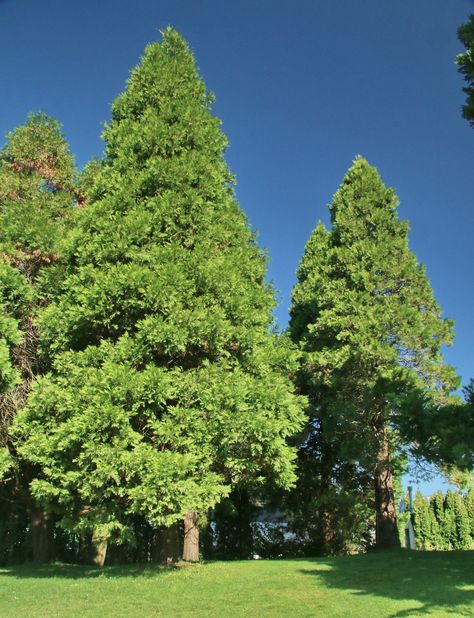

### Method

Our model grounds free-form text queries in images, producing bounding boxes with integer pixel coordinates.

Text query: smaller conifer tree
[290,158,457,549]
[0,113,77,562]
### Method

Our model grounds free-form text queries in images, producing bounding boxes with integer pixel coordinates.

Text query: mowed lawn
[0,550,472,617]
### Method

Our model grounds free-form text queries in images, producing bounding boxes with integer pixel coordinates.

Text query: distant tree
[13,29,304,564]
[457,14,474,127]
[422,489,472,551]
[452,492,471,550]
[464,488,474,538]
[427,505,442,550]
[443,490,458,549]
[0,112,77,562]
[290,158,458,549]
[430,490,448,550]
[413,491,430,549]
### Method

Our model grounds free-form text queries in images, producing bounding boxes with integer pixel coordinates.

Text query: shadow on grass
[300,550,474,617]
[0,563,175,580]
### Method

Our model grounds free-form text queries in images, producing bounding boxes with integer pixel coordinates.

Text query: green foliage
[427,507,442,550]
[465,488,474,537]
[0,261,32,395]
[430,491,448,550]
[413,491,430,549]
[452,492,471,550]
[0,112,78,562]
[0,112,77,259]
[0,311,22,394]
[291,158,456,422]
[457,14,474,127]
[13,29,304,543]
[0,111,77,424]
[442,490,457,549]
[404,392,474,471]
[414,489,473,551]
[289,157,457,549]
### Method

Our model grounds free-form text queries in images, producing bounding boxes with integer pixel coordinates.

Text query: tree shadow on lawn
[300,550,474,617]
[0,563,176,580]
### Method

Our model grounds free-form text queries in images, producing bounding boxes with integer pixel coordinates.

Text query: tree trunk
[374,434,400,549]
[30,507,53,563]
[182,510,199,562]
[90,529,108,567]
[321,509,335,551]
[153,523,180,564]
[320,436,336,553]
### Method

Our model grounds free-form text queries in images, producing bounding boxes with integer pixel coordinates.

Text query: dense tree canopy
[0,113,77,563]
[12,29,304,551]
[0,111,77,453]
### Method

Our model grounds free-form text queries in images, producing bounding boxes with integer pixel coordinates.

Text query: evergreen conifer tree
[290,158,457,549]
[0,113,77,562]
[13,29,304,563]
[431,490,448,550]
[465,488,474,539]
[443,490,457,549]
[413,491,430,549]
[452,491,471,550]
[427,504,441,550]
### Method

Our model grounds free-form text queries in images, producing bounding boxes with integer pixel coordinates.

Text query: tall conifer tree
[290,157,457,548]
[13,29,304,563]
[0,113,77,562]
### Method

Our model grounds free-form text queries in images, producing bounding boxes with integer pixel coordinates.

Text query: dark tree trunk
[321,509,335,551]
[152,523,181,564]
[182,511,199,562]
[374,434,400,549]
[320,435,336,553]
[30,507,53,563]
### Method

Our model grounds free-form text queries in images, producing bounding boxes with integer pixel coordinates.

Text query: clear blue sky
[1,0,472,493]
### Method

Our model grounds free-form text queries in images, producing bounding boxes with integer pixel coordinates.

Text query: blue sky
[1,0,473,494]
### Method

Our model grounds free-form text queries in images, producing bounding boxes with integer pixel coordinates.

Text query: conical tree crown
[0,112,76,258]
[14,30,303,539]
[289,158,458,546]
[43,28,273,356]
[291,157,456,396]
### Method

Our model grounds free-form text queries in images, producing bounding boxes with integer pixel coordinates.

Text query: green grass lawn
[0,550,472,617]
